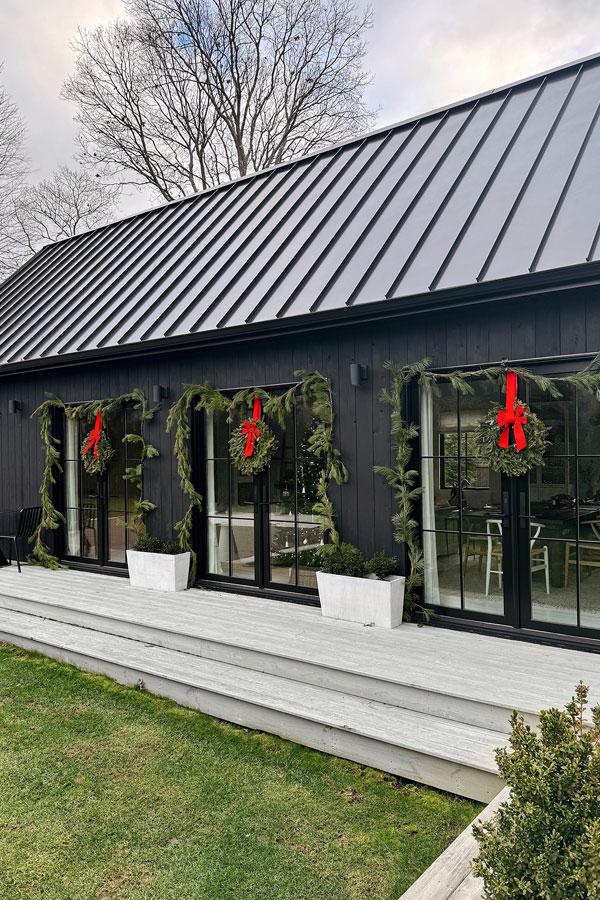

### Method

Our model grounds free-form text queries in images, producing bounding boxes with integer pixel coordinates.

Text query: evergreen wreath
[473,400,549,476]
[80,417,115,475]
[229,416,278,475]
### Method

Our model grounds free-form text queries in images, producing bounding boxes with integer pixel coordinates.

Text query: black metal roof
[2,52,600,367]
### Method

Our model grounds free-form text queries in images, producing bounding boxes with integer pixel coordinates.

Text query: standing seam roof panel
[0,54,599,367]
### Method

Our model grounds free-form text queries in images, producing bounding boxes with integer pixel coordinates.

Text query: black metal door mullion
[97,472,108,566]
[255,470,269,588]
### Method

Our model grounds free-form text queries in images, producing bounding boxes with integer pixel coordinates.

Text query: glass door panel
[421,378,504,617]
[204,396,321,593]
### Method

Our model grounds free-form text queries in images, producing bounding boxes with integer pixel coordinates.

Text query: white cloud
[365,0,600,127]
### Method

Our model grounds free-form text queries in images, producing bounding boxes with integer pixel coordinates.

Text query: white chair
[485,519,550,596]
[484,519,503,596]
[530,522,550,595]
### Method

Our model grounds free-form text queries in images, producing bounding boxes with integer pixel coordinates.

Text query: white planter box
[126,549,190,592]
[316,571,405,628]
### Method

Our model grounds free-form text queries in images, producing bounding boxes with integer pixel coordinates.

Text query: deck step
[0,607,504,802]
[0,576,559,734]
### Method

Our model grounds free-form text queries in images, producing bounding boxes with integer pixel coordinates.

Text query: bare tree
[0,64,29,279]
[64,0,375,200]
[6,166,119,267]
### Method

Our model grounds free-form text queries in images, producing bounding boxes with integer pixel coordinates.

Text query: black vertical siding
[1,285,598,571]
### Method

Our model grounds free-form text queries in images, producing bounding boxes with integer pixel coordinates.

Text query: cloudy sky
[1,0,599,216]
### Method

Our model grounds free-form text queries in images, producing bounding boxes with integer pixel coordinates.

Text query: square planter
[126,549,190,592]
[316,571,405,628]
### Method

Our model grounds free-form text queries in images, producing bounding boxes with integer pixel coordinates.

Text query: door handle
[501,489,510,528]
[518,491,529,528]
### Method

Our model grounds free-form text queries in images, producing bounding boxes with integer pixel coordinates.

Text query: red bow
[82,410,103,460]
[497,371,527,452]
[241,397,262,458]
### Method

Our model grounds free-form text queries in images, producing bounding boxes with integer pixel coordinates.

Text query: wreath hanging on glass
[473,371,550,476]
[229,396,278,475]
[80,409,114,475]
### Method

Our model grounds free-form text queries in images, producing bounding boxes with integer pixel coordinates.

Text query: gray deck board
[0,566,598,718]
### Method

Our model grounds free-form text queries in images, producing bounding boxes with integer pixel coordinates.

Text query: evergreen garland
[374,361,429,620]
[31,389,159,568]
[167,370,348,585]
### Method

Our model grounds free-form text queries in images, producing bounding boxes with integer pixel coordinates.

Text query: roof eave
[2,261,600,379]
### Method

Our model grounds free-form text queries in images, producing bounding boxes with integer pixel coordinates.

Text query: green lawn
[0,644,480,900]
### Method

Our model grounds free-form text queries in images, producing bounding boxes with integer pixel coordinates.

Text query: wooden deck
[0,565,598,802]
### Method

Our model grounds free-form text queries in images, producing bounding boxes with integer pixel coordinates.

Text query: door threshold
[63,560,129,578]
[432,612,600,653]
[199,579,320,607]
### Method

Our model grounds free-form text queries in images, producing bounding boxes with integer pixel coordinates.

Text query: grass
[0,644,481,899]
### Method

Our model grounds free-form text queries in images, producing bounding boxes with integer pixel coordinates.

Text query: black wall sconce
[349,363,368,387]
[152,384,168,403]
[7,399,22,415]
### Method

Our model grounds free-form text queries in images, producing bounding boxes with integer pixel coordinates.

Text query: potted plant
[315,544,405,628]
[126,536,190,592]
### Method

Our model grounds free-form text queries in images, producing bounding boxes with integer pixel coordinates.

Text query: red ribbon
[497,371,527,451]
[241,397,262,458]
[82,410,103,460]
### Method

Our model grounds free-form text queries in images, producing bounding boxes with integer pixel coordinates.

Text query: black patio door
[203,399,322,594]
[423,372,600,640]
[62,406,141,567]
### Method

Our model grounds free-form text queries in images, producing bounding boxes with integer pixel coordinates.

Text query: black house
[2,53,600,650]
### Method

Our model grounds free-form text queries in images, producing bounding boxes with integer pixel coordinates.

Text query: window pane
[529,460,577,541]
[579,542,600,629]
[231,469,253,516]
[206,409,229,459]
[207,517,230,576]
[529,382,576,456]
[81,506,97,559]
[269,518,296,586]
[578,458,600,539]
[65,507,80,557]
[463,521,504,616]
[206,460,229,515]
[231,518,255,580]
[423,531,461,609]
[577,390,600,455]
[531,540,577,626]
[430,383,457,457]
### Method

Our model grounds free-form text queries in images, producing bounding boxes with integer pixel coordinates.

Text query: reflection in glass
[529,382,576,456]
[579,542,600,629]
[206,460,229,516]
[529,460,577,542]
[463,518,503,614]
[531,539,577,626]
[81,505,97,558]
[578,391,600,455]
[424,535,461,609]
[269,518,296,585]
[231,519,255,579]
[207,517,230,575]
[578,458,600,540]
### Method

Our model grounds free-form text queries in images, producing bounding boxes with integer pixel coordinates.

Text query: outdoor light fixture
[349,363,368,387]
[7,399,22,415]
[152,384,168,403]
